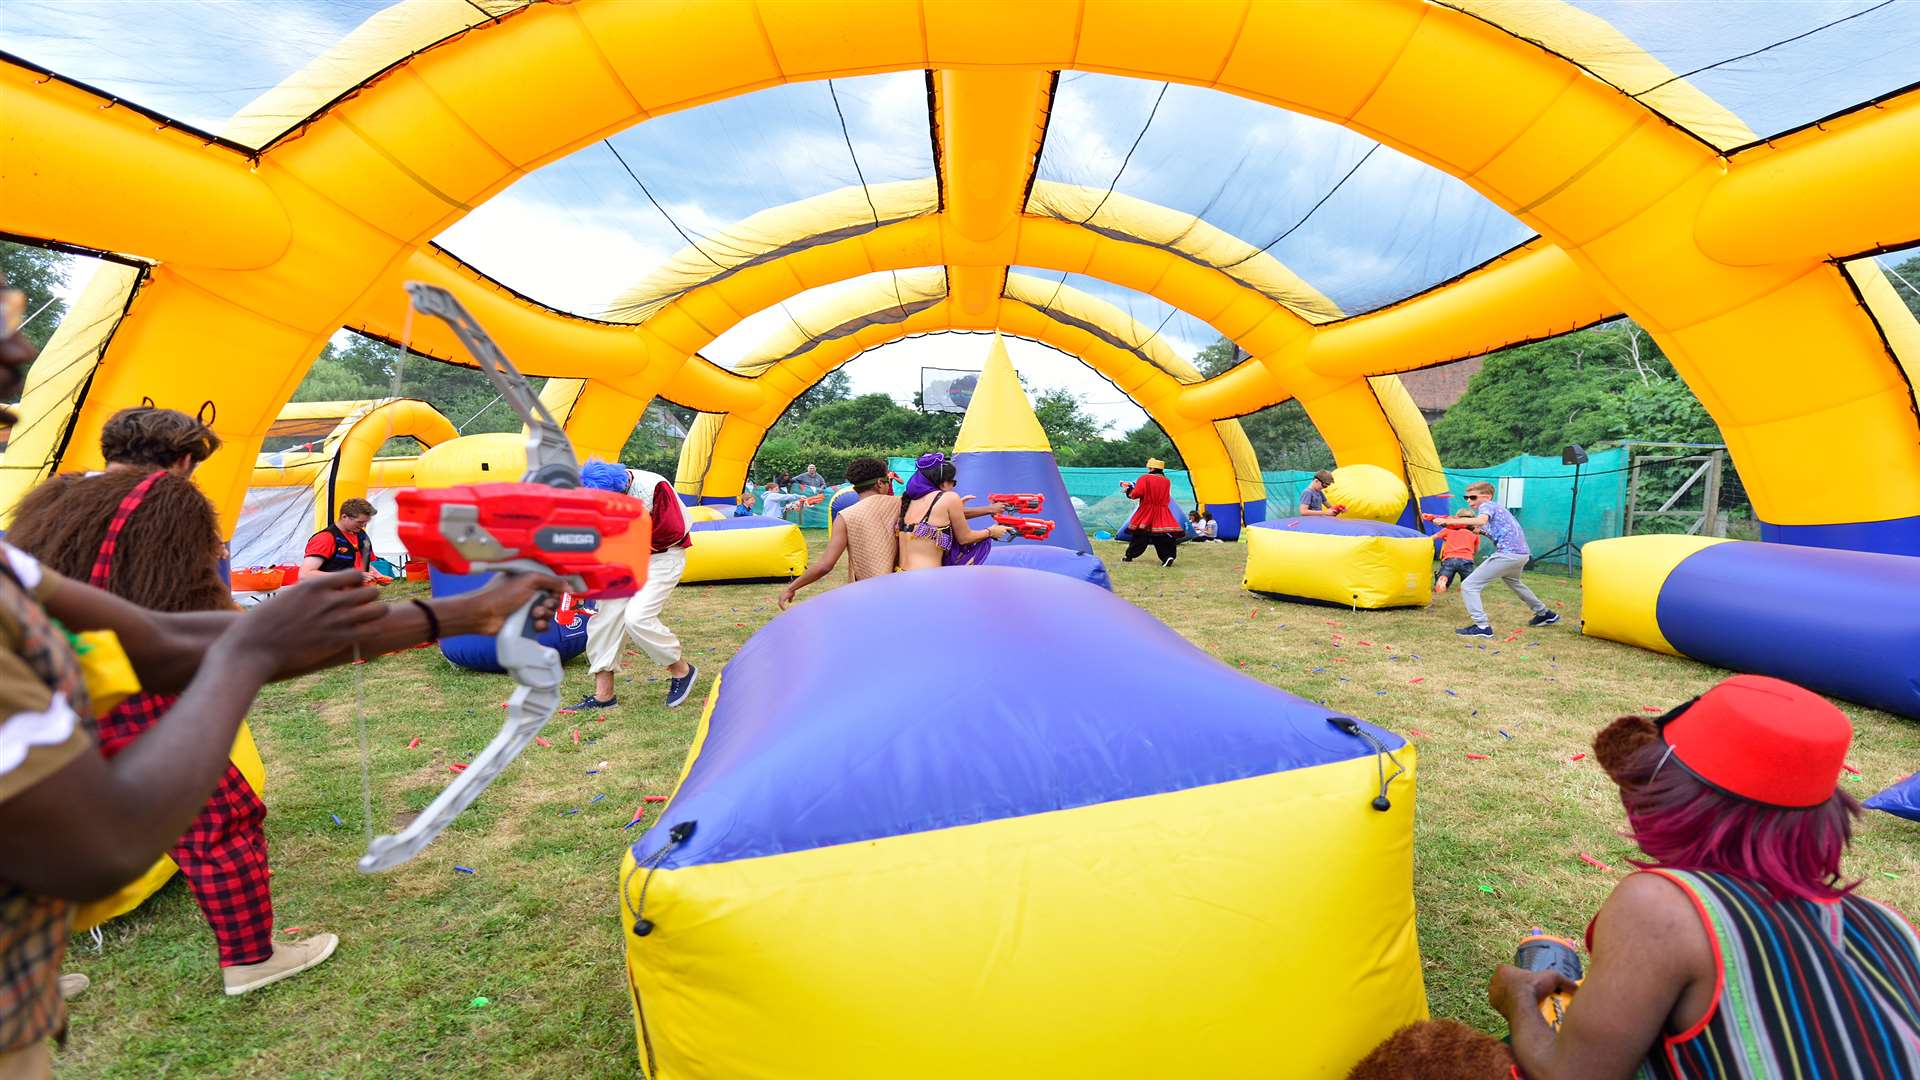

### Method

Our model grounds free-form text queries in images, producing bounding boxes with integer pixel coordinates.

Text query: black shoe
[1161,557,1175,567]
[1120,557,1136,563]
[665,664,700,708]
[1529,610,1561,627]
[1456,624,1494,637]
[571,694,617,710]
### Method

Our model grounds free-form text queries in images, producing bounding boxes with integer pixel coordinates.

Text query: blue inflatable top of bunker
[1253,517,1424,539]
[632,566,1401,870]
[690,516,790,534]
[1865,774,1920,823]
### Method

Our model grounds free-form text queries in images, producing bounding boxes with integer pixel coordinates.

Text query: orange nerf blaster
[1514,929,1584,1030]
[994,514,1054,541]
[989,492,1044,513]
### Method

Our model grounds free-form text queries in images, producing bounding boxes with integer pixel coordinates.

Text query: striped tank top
[1626,869,1920,1079]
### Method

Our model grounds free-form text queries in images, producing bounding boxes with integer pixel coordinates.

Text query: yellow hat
[1145,458,1166,471]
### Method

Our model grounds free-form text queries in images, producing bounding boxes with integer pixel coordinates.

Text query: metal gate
[1623,441,1726,537]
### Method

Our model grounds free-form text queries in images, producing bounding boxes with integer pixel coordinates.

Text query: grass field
[56,538,1920,1077]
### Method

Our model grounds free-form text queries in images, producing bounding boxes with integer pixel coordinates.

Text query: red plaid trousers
[95,692,274,966]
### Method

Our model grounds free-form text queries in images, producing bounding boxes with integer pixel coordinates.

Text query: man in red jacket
[574,462,700,709]
[1120,458,1184,567]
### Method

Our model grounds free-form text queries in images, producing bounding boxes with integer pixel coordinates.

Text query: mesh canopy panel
[436,73,937,321]
[1028,74,1536,319]
[1562,0,1920,144]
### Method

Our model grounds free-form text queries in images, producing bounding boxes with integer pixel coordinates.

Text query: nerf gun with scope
[358,282,650,875]
[1514,929,1584,1030]
[994,514,1055,541]
[989,492,1045,514]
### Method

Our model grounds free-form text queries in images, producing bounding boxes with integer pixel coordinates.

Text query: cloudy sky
[6,0,1917,434]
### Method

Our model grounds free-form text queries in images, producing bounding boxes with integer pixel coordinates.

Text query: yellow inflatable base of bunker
[619,751,1423,1080]
[1578,535,1730,655]
[72,720,268,931]
[1243,521,1434,609]
[680,520,807,584]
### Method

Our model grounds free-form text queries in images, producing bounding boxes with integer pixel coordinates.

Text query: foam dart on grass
[1570,753,1587,762]
[1640,706,1662,714]
[1841,762,1861,776]
[1409,677,1425,684]
[571,729,580,745]
[1466,753,1491,761]
[534,736,551,748]
[1408,729,1428,738]
[1578,852,1613,872]
[406,736,421,749]
[643,795,668,803]
[449,763,468,774]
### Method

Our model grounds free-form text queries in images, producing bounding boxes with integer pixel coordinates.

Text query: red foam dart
[282,926,303,935]
[1357,640,1374,647]
[1409,677,1425,684]
[643,795,668,804]
[406,736,421,749]
[534,736,551,748]
[1841,762,1861,776]
[1466,753,1491,760]
[1408,729,1428,738]
[1570,753,1587,762]
[449,763,467,773]
[1640,706,1662,714]
[571,729,581,745]
[1579,852,1613,872]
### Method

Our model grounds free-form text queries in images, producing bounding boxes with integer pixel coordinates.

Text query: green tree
[1032,387,1110,451]
[1882,254,1920,322]
[780,369,853,426]
[1,241,72,350]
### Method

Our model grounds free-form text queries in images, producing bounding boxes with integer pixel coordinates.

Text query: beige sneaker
[58,973,90,1000]
[222,933,339,996]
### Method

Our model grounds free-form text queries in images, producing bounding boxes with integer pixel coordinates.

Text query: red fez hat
[1657,675,1851,808]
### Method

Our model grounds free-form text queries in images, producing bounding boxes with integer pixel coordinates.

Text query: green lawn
[56,539,1920,1077]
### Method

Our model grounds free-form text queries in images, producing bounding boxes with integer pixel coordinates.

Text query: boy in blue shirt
[1430,481,1558,637]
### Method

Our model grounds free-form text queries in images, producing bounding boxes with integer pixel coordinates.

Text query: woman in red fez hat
[1353,675,1920,1080]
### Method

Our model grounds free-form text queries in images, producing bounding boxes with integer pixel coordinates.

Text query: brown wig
[99,405,220,470]
[8,469,232,613]
[1593,715,1861,902]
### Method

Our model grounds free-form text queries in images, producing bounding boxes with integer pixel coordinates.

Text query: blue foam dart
[629,566,1403,871]
[1655,542,1920,718]
[1866,775,1920,823]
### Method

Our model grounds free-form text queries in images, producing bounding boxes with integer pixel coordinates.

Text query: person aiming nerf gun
[1513,929,1583,1030]
[987,493,1053,541]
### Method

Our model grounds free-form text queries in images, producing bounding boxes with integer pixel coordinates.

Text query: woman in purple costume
[896,452,1012,570]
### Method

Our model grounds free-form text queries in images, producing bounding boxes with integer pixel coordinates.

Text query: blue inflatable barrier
[430,568,588,673]
[1583,537,1920,719]
[1865,774,1920,822]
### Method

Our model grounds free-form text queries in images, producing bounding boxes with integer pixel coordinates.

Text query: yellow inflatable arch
[249,397,458,531]
[3,0,1918,552]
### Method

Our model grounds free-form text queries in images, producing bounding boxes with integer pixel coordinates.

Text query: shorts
[1437,557,1475,586]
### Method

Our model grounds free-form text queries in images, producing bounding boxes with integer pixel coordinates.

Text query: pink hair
[1601,717,1861,902]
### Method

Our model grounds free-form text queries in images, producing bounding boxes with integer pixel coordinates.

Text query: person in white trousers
[574,462,700,709]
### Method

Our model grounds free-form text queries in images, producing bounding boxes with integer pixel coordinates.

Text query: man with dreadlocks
[8,407,337,996]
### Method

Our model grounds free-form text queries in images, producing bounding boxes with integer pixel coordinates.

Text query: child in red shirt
[1432,520,1480,595]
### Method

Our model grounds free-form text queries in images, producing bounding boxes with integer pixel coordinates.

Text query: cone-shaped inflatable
[943,336,1109,588]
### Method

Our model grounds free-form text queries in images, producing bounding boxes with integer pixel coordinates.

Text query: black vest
[317,525,371,573]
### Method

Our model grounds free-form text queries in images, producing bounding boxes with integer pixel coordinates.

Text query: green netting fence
[813,452,1631,565]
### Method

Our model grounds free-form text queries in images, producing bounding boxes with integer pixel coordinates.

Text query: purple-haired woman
[896,453,1011,571]
[1352,675,1920,1080]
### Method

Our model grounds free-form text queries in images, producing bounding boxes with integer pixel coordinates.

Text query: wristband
[409,598,441,643]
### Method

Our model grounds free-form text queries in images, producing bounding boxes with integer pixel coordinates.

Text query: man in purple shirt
[1430,481,1557,637]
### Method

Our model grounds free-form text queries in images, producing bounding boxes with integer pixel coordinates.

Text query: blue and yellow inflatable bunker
[619,567,1423,1077]
[680,505,807,584]
[940,335,1110,589]
[1244,517,1434,609]
[431,569,590,672]
[1867,775,1920,823]
[1581,536,1920,719]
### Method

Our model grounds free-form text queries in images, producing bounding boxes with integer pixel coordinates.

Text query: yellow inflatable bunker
[679,516,807,585]
[621,567,1422,1078]
[1244,517,1434,610]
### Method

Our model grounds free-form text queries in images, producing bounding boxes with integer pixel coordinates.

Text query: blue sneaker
[570,694,617,711]
[665,664,700,708]
[1456,624,1494,637]
[1529,610,1561,627]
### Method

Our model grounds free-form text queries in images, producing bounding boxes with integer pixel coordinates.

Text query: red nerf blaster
[989,492,1045,514]
[1514,929,1584,1030]
[994,514,1055,541]
[360,283,649,874]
